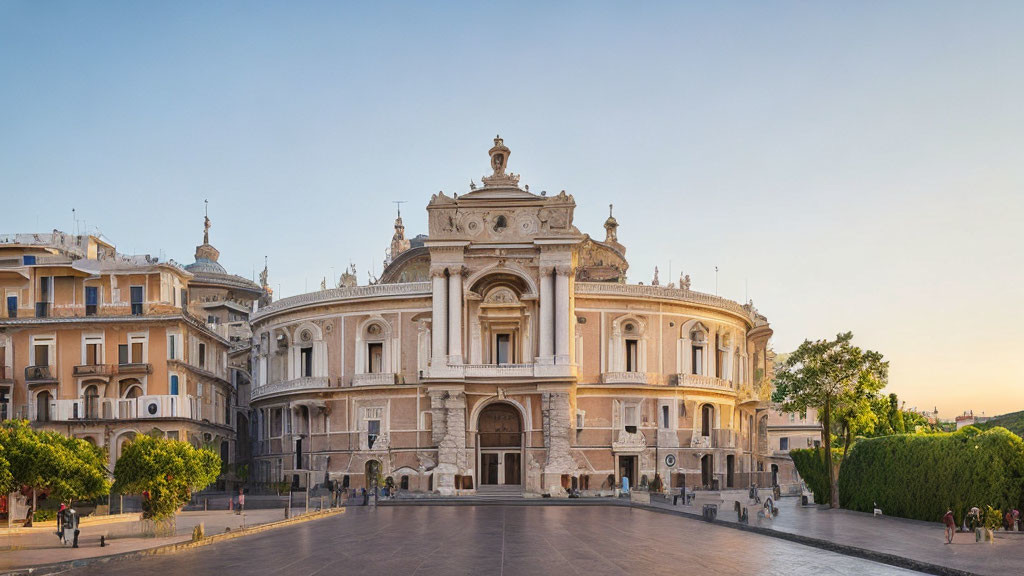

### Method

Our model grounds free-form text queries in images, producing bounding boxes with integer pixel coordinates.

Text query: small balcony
[601,371,652,385]
[251,376,330,401]
[464,364,534,378]
[25,365,58,385]
[35,302,49,318]
[117,362,152,375]
[676,373,732,392]
[0,365,12,383]
[73,364,116,377]
[352,372,400,387]
[690,428,737,449]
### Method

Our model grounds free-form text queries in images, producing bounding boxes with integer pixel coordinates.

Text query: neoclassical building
[249,137,775,496]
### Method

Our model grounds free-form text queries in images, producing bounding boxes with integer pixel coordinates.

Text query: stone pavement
[646,490,1020,576]
[62,505,925,576]
[0,508,293,571]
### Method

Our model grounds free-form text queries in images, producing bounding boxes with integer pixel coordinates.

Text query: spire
[258,256,273,304]
[604,203,619,244]
[388,201,410,264]
[194,199,220,264]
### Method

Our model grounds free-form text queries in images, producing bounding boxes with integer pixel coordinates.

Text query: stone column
[430,389,466,496]
[447,267,463,365]
[542,391,575,495]
[538,266,554,364]
[554,265,570,365]
[431,268,447,366]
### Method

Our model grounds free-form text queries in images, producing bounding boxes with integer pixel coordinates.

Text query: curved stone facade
[249,137,775,496]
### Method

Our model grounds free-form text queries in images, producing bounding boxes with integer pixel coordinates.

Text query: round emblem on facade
[665,454,677,467]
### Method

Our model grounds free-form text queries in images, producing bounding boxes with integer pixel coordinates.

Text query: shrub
[837,427,1024,525]
[789,447,843,505]
[112,435,220,520]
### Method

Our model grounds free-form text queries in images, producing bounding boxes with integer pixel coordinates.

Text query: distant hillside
[975,410,1024,437]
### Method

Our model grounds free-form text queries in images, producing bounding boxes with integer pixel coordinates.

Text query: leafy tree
[888,393,906,434]
[112,435,220,520]
[0,420,110,511]
[0,443,12,495]
[772,332,888,508]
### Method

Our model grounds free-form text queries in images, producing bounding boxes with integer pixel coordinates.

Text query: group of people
[942,506,1022,544]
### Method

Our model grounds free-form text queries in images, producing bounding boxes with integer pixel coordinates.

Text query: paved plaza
[59,505,926,576]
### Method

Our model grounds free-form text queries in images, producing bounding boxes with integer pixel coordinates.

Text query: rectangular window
[495,334,511,365]
[198,342,206,369]
[6,295,17,318]
[301,346,314,377]
[576,411,585,429]
[692,346,703,375]
[623,404,638,432]
[716,348,725,379]
[22,255,36,265]
[366,342,382,373]
[131,342,143,363]
[34,344,49,367]
[170,374,179,395]
[625,339,638,372]
[780,437,790,451]
[118,344,129,365]
[367,419,381,449]
[85,286,99,316]
[661,405,670,429]
[168,334,179,360]
[36,276,52,317]
[130,285,144,315]
[85,343,101,365]
[180,288,187,309]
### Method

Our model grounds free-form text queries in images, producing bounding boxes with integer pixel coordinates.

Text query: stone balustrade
[676,373,733,391]
[464,364,535,378]
[352,372,400,386]
[252,282,431,320]
[600,371,652,385]
[252,376,330,400]
[575,282,762,324]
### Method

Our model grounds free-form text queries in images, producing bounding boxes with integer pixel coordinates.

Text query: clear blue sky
[2,1,1022,418]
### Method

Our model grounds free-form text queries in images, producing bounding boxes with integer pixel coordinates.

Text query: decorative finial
[652,266,660,286]
[609,204,613,218]
[203,199,211,244]
[470,180,476,190]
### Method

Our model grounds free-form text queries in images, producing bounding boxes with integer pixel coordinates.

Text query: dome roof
[185,257,227,275]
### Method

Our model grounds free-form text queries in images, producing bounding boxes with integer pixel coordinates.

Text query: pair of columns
[431,267,463,365]
[538,264,571,365]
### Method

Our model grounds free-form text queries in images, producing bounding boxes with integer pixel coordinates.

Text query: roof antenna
[392,200,407,218]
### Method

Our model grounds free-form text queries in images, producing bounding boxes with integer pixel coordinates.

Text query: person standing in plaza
[238,489,245,513]
[943,509,956,544]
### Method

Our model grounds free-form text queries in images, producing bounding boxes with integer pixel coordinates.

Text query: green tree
[0,420,110,511]
[0,443,13,495]
[772,332,888,508]
[888,393,906,434]
[112,435,220,520]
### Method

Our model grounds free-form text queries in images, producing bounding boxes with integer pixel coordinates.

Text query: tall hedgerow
[837,426,1024,525]
[789,447,843,505]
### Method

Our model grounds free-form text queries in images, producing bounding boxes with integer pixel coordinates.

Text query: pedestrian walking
[56,503,67,544]
[943,509,956,544]
[238,489,245,514]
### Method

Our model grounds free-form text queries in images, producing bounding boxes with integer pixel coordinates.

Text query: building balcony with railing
[73,364,116,377]
[351,372,401,386]
[426,362,577,380]
[600,371,654,385]
[25,365,58,385]
[690,428,737,449]
[32,394,200,422]
[675,373,733,392]
[251,376,330,401]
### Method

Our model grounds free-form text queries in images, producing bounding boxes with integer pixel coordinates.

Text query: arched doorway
[365,460,381,491]
[36,391,52,422]
[476,402,523,487]
[771,464,779,487]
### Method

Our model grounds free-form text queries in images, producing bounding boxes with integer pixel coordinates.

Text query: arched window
[83,384,99,419]
[356,318,392,375]
[611,315,647,373]
[36,390,52,422]
[700,403,714,437]
[689,323,708,375]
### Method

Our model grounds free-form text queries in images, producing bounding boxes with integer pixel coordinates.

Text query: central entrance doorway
[617,454,638,490]
[476,402,523,487]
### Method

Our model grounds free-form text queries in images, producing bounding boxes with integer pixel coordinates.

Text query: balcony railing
[676,373,732,391]
[25,365,58,384]
[73,364,116,377]
[601,371,652,385]
[33,395,198,422]
[35,302,49,318]
[464,364,535,378]
[690,428,737,449]
[252,376,330,401]
[117,362,152,375]
[352,372,400,386]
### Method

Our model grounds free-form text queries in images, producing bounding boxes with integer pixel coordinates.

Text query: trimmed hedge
[789,448,842,505]
[838,427,1024,525]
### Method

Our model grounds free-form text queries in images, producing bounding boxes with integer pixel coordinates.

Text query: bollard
[319,496,323,511]
[204,498,208,512]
